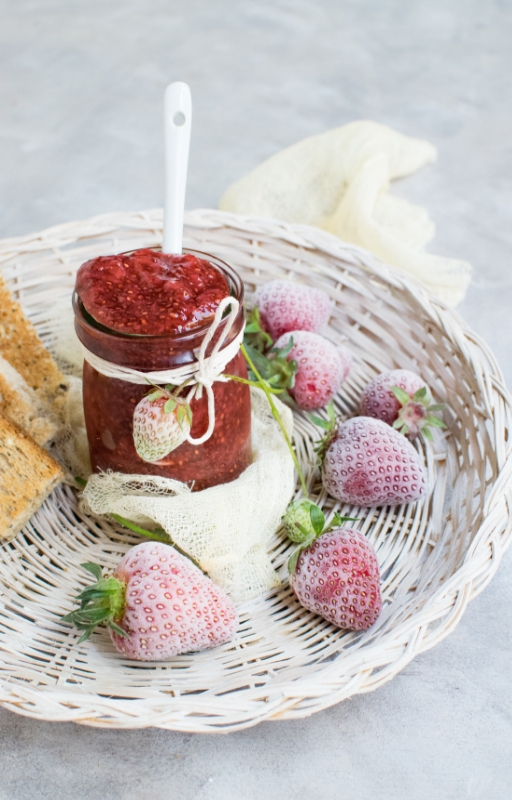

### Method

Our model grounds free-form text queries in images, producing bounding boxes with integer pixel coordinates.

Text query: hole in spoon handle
[163,82,192,255]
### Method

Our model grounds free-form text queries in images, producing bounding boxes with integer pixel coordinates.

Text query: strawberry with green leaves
[62,541,238,661]
[133,384,193,463]
[273,330,352,411]
[360,369,446,441]
[283,499,357,566]
[283,500,381,631]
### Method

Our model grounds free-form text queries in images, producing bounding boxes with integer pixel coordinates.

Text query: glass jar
[74,250,252,491]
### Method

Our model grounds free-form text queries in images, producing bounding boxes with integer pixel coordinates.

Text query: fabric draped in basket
[79,389,295,603]
[219,120,471,306]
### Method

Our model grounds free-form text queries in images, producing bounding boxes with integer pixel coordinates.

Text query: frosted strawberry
[254,280,332,341]
[322,416,428,506]
[133,386,192,463]
[360,369,446,441]
[288,521,382,632]
[273,330,352,411]
[62,541,238,661]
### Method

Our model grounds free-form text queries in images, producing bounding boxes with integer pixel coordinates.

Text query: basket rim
[0,207,511,733]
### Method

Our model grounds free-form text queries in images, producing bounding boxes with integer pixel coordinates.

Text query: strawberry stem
[110,513,171,544]
[110,514,205,573]
[240,342,308,496]
[224,373,284,395]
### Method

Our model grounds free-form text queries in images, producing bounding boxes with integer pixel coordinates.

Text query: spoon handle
[162,82,192,254]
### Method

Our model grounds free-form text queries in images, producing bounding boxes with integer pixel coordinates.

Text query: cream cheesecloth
[219,120,471,306]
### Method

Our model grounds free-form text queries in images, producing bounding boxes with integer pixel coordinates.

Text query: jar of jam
[74,248,252,491]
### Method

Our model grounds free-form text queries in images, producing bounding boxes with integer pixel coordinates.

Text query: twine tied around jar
[78,296,243,446]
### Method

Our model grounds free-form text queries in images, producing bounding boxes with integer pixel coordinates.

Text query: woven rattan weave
[0,208,510,732]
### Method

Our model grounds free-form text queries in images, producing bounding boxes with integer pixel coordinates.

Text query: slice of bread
[0,274,68,419]
[0,414,64,541]
[0,354,60,446]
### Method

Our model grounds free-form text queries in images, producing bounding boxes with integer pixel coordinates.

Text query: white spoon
[162,82,192,254]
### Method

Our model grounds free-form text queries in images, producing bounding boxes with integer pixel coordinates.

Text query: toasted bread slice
[0,274,68,418]
[0,414,64,541]
[0,355,60,445]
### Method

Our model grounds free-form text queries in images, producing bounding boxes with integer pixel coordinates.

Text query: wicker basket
[0,208,510,733]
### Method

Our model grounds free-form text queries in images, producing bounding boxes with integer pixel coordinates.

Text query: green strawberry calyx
[309,400,338,462]
[61,562,127,643]
[284,500,358,573]
[244,337,298,392]
[390,385,446,442]
[144,382,193,430]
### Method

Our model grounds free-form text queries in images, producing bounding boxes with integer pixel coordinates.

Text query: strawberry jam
[74,249,252,490]
[76,249,231,335]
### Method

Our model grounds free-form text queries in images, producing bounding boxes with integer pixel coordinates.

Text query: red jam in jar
[74,248,252,491]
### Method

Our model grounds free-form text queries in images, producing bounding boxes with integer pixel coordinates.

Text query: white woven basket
[0,208,511,733]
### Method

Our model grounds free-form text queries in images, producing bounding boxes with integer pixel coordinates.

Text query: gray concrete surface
[1,1,511,798]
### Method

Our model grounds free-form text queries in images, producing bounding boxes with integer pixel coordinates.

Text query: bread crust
[0,274,68,418]
[0,414,64,541]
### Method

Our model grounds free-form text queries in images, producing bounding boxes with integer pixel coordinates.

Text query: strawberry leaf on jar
[176,405,186,428]
[164,398,177,414]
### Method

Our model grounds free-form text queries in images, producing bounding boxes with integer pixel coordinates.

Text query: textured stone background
[0,1,511,798]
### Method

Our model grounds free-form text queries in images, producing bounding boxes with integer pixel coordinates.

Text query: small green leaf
[287,547,302,574]
[412,386,428,402]
[428,404,446,413]
[390,385,412,406]
[424,415,446,428]
[393,418,404,429]
[147,389,164,402]
[185,404,193,425]
[271,335,295,359]
[422,427,434,442]
[243,306,273,352]
[81,562,103,581]
[308,413,333,430]
[332,512,359,527]
[177,405,186,428]
[309,504,325,536]
[164,398,177,414]
[74,476,87,488]
[108,620,128,638]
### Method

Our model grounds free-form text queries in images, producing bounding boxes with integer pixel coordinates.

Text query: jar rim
[73,247,245,343]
